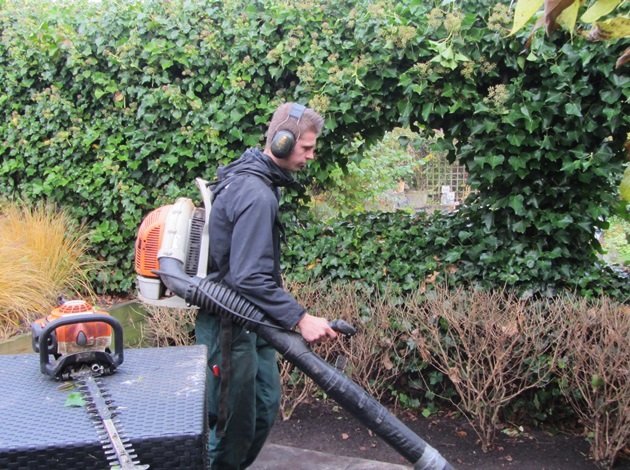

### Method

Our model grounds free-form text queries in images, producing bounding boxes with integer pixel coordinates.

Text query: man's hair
[265,102,324,149]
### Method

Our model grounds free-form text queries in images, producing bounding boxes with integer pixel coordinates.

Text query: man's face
[275,131,317,172]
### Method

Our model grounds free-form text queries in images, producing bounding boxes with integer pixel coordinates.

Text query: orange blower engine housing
[31,300,112,358]
[134,204,171,280]
[134,178,212,307]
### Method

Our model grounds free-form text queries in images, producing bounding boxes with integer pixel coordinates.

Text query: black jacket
[207,148,305,329]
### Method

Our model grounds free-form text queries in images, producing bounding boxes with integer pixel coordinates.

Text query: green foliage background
[0,0,627,296]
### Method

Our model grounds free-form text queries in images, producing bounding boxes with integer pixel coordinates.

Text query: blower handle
[329,319,357,337]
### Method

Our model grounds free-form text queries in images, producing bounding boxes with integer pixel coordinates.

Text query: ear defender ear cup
[270,130,296,159]
[270,103,306,159]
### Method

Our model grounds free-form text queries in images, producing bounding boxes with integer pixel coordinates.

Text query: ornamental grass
[0,201,99,339]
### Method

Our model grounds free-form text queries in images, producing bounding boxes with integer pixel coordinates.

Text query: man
[196,102,338,469]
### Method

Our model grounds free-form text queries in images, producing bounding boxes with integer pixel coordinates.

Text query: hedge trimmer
[31,300,148,470]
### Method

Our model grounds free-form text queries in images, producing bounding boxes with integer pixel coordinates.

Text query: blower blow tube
[156,257,454,470]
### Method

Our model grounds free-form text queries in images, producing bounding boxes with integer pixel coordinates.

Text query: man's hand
[297,313,338,343]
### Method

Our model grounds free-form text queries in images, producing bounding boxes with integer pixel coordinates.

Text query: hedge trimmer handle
[38,314,124,379]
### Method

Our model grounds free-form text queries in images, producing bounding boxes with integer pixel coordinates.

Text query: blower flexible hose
[156,257,454,470]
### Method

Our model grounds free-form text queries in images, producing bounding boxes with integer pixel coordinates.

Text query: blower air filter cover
[135,205,172,278]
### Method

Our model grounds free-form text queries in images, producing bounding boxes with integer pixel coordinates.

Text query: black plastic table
[0,345,208,469]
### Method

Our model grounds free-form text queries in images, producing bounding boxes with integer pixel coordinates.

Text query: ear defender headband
[270,103,306,159]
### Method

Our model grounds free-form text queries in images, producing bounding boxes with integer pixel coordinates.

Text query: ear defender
[270,103,306,159]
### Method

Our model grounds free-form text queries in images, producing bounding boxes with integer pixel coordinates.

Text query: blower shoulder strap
[216,314,232,438]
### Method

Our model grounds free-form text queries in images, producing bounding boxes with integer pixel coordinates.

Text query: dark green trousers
[195,312,281,470]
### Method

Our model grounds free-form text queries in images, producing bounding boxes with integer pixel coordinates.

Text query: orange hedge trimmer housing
[31,300,112,358]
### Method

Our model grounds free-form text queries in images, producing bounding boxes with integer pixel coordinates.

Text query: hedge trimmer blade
[77,373,149,470]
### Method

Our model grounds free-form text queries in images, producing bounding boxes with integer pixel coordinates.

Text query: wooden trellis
[414,153,470,206]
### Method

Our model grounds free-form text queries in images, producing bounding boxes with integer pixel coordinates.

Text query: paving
[250,443,412,469]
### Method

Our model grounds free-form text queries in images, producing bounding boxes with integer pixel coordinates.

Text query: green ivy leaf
[564,102,582,117]
[483,212,495,230]
[508,156,528,171]
[488,155,505,169]
[508,195,526,215]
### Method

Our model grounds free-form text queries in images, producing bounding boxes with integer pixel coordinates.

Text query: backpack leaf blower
[134,178,454,470]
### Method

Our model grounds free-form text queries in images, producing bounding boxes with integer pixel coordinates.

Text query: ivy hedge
[0,0,627,297]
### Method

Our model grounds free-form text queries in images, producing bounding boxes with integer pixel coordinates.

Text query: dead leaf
[501,321,519,337]
[502,427,521,437]
[447,367,461,385]
[456,430,468,438]
[446,264,458,274]
[597,16,630,39]
[57,382,75,392]
[425,271,439,284]
[587,24,611,40]
[581,0,623,23]
[556,0,581,34]
[341,433,350,440]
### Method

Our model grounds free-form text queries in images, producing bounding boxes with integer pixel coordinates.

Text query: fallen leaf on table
[64,392,85,407]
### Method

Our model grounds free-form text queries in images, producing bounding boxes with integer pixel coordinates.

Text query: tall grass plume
[0,201,100,339]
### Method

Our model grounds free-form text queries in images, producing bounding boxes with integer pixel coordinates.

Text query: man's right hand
[297,313,338,343]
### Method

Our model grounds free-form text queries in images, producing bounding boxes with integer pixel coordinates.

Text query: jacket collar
[217,148,296,188]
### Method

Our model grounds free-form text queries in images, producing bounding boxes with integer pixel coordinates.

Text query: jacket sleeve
[226,180,305,329]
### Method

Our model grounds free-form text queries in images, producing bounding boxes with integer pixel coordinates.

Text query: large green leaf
[581,0,623,23]
[596,16,630,38]
[510,0,545,35]
[556,0,581,33]
[544,0,579,34]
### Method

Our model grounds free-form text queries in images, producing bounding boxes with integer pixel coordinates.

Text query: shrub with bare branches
[277,358,320,421]
[555,297,629,469]
[140,305,197,347]
[408,286,567,451]
[279,282,413,419]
